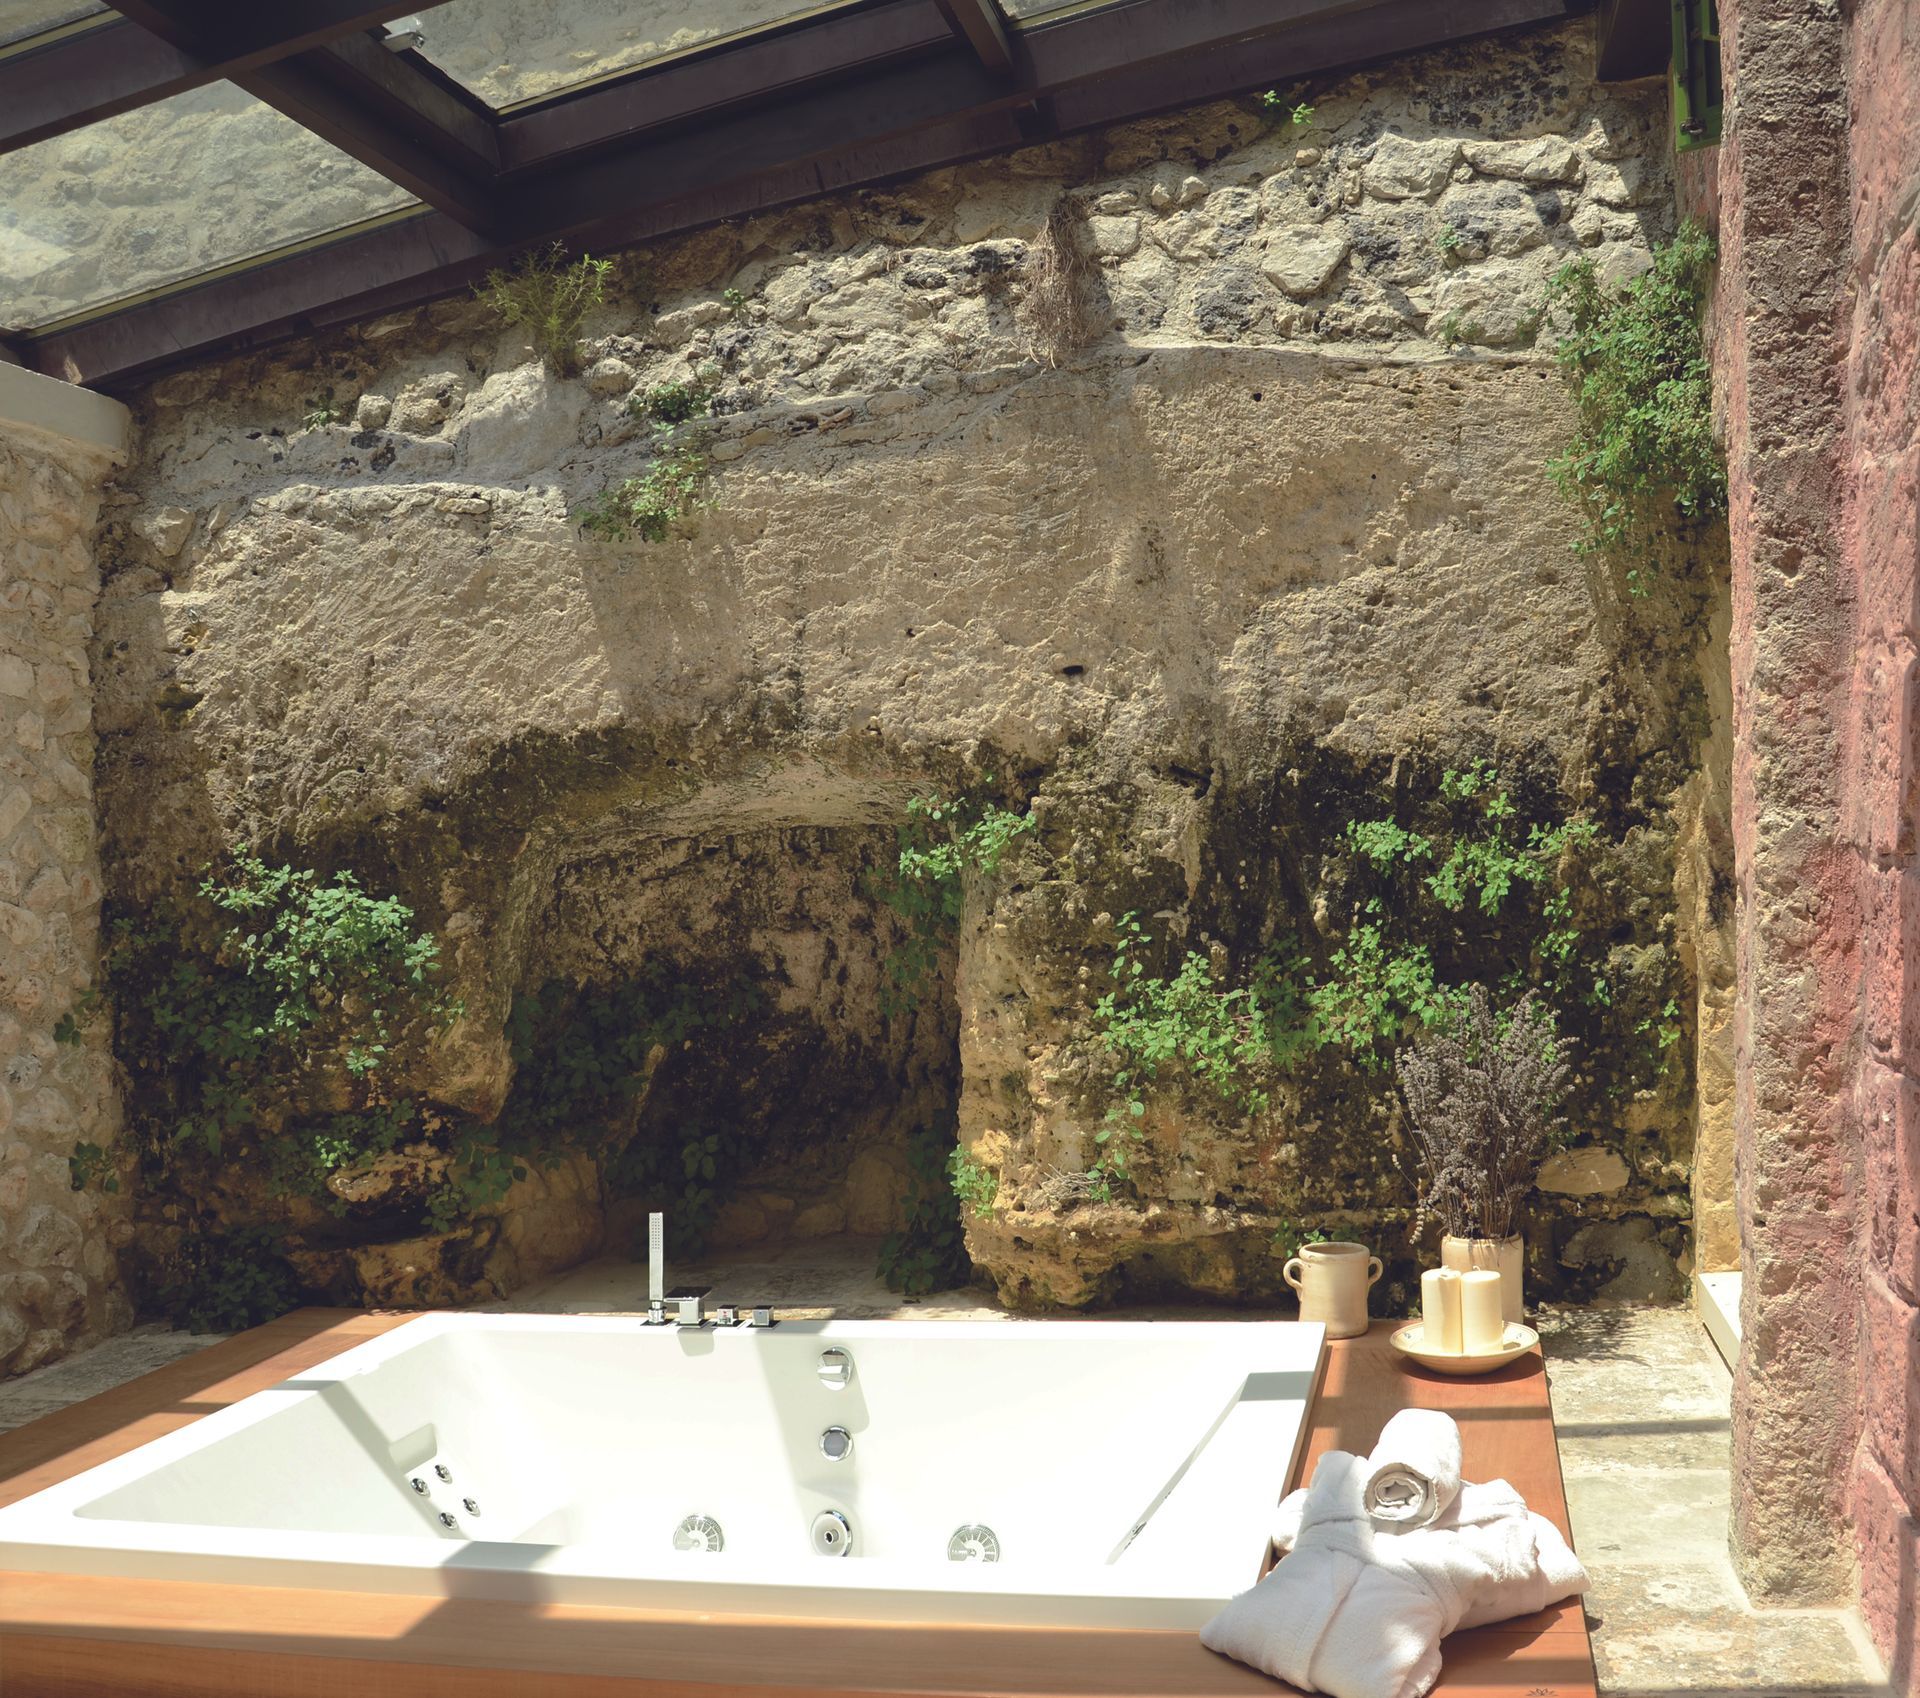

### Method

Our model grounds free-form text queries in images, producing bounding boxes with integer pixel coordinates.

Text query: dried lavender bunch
[1395,985,1571,1242]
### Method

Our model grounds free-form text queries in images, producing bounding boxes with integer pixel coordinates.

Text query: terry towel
[1362,1407,1463,1529]
[1208,1439,1588,1698]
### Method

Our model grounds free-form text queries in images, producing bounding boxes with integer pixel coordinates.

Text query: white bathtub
[0,1312,1324,1628]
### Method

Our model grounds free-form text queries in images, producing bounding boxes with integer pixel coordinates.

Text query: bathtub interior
[1,1315,1324,1616]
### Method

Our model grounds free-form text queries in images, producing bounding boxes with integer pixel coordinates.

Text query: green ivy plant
[475,243,614,377]
[92,857,457,1327]
[1290,762,1601,1071]
[1089,912,1277,1200]
[160,1223,301,1334]
[872,788,1036,1013]
[1546,221,1725,590]
[877,1116,972,1295]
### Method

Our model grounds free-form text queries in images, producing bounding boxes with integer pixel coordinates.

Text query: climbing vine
[1546,221,1724,589]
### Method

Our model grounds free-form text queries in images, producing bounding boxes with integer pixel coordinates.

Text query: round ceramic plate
[1389,1319,1538,1375]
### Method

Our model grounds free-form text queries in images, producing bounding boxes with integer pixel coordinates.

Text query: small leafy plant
[579,438,710,543]
[1262,91,1315,126]
[948,1147,999,1219]
[1088,913,1278,1201]
[1546,221,1724,588]
[476,243,614,377]
[302,389,342,430]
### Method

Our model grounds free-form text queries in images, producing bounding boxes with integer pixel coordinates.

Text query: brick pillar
[1709,0,1861,1605]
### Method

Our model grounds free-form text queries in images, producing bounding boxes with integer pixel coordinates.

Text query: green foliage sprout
[1261,91,1315,125]
[1088,913,1276,1200]
[873,789,1036,1013]
[475,242,614,377]
[1546,221,1725,589]
[948,1147,999,1219]
[581,366,724,543]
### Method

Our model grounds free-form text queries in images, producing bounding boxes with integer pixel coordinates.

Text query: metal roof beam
[932,0,1013,74]
[20,0,1590,390]
[0,1,460,156]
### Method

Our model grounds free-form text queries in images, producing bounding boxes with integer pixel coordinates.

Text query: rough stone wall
[1841,0,1920,1681]
[0,388,131,1380]
[1684,0,1920,1670]
[92,22,1724,1314]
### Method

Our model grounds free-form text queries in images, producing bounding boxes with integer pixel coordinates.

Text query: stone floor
[1535,1304,1888,1698]
[0,1247,1892,1697]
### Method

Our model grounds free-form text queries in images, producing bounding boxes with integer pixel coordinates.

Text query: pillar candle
[1420,1267,1463,1354]
[1460,1269,1505,1353]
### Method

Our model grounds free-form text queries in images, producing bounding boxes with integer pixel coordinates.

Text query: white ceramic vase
[1441,1233,1524,1324]
[1283,1240,1383,1339]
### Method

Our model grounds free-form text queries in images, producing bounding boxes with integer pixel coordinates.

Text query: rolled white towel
[1362,1408,1463,1529]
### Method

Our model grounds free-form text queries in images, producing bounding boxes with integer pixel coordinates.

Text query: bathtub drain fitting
[948,1524,1001,1562]
[673,1514,725,1553]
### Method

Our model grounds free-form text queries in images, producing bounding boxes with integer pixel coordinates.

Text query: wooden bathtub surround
[0,1312,1596,1698]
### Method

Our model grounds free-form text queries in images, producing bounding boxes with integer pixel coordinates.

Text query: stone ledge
[0,364,129,464]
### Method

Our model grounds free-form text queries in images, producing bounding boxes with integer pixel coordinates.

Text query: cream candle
[1420,1267,1463,1354]
[1459,1269,1505,1354]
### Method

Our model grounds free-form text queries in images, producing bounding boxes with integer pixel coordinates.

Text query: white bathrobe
[1199,1450,1589,1698]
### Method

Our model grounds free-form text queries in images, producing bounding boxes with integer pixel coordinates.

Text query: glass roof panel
[0,83,418,333]
[417,0,849,108]
[0,1,103,50]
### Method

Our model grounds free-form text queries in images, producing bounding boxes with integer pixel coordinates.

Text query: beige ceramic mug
[1283,1241,1383,1339]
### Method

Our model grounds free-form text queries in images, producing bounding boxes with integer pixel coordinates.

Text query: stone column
[1708,0,1861,1606]
[0,363,133,1379]
[1843,0,1920,1684]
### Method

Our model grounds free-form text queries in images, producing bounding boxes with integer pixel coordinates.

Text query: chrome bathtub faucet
[642,1211,771,1328]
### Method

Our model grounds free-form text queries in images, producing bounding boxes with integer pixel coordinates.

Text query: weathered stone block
[1461,135,1583,184]
[1537,1146,1631,1196]
[1261,227,1351,297]
[1851,1448,1920,1692]
[1861,1270,1920,1489]
[1863,863,1920,1068]
[1861,1060,1920,1302]
[1362,134,1461,200]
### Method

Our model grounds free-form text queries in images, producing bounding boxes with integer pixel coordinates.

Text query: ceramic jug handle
[1366,1257,1383,1287]
[1283,1258,1304,1293]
